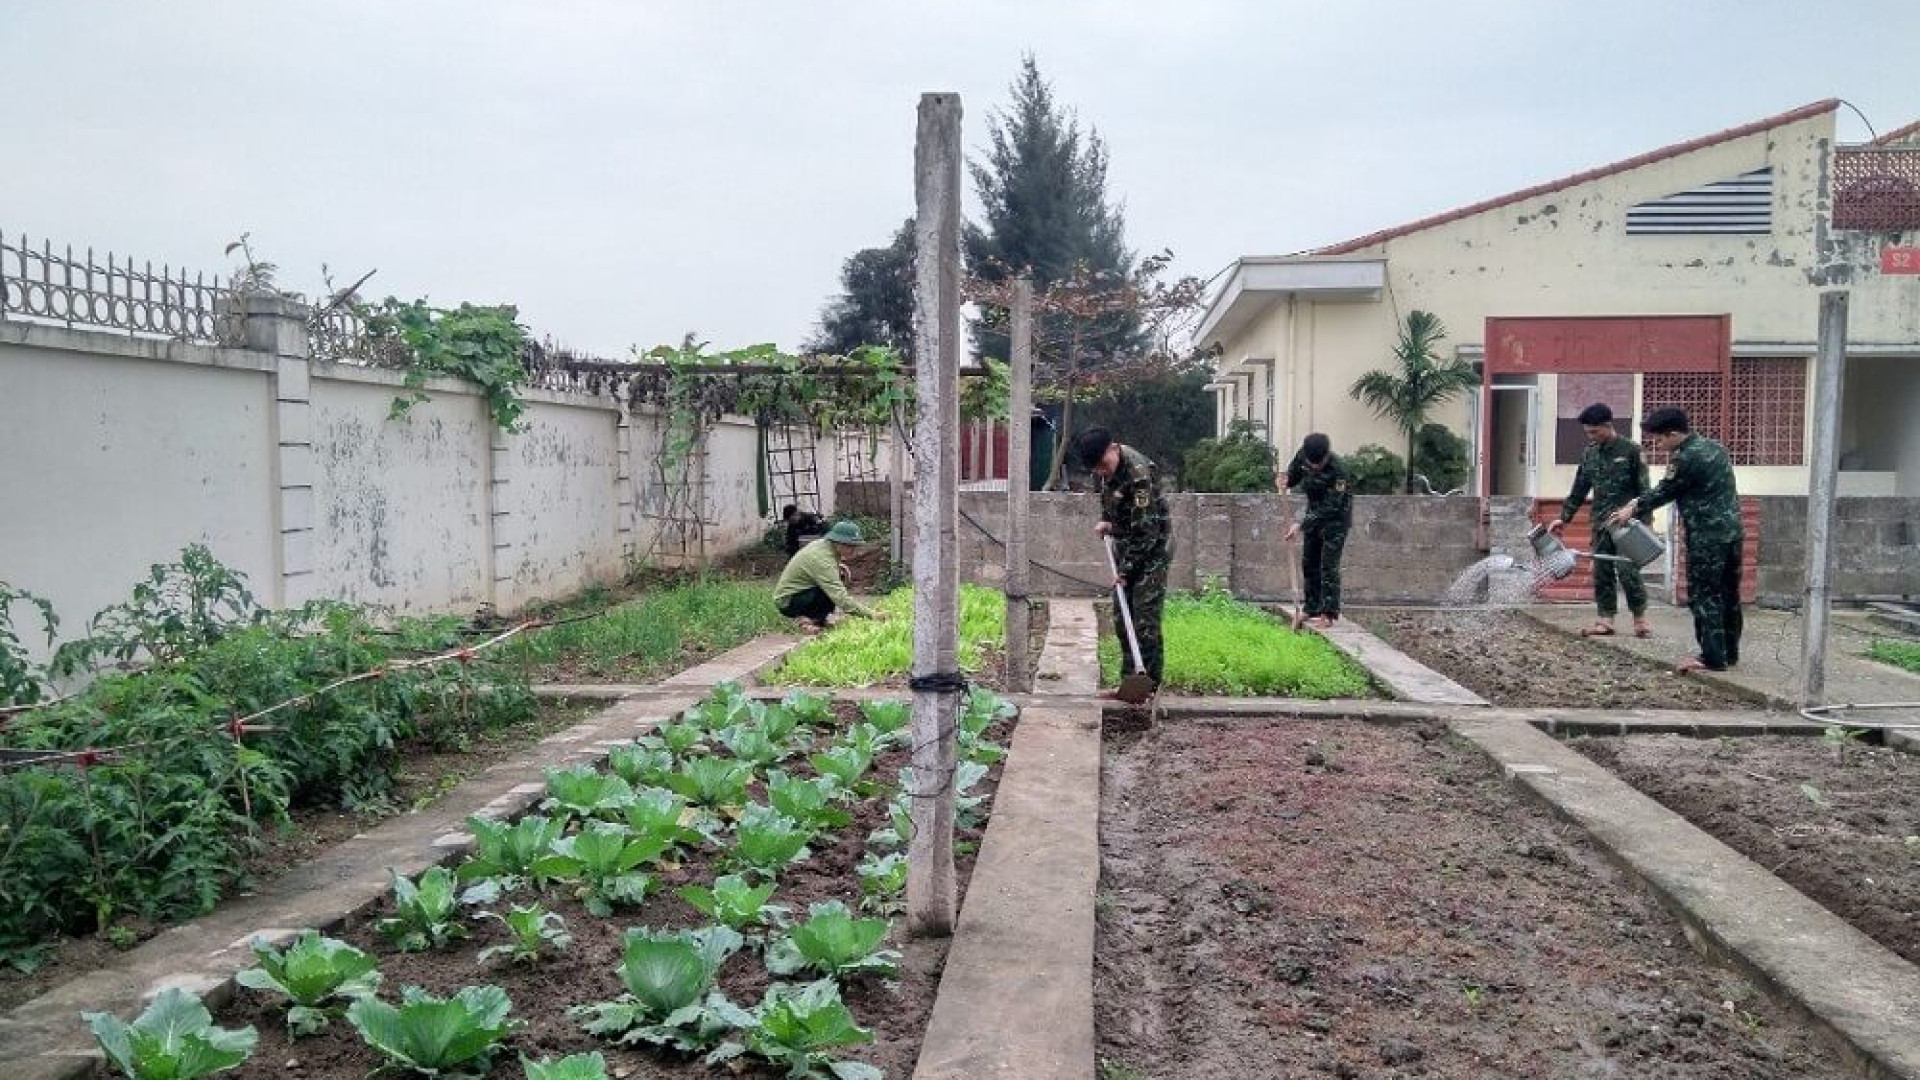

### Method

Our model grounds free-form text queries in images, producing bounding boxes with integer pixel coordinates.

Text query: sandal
[1674,656,1712,675]
[1632,621,1653,639]
[1580,622,1617,637]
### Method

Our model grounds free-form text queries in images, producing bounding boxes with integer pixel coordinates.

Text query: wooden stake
[907,91,962,937]
[1005,277,1034,693]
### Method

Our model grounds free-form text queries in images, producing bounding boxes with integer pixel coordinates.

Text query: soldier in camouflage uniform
[1282,433,1352,628]
[1075,428,1170,687]
[1611,406,1743,673]
[1549,403,1653,638]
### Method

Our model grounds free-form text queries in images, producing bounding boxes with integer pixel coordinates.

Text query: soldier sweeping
[1548,403,1653,639]
[1283,433,1351,629]
[1609,407,1743,673]
[1075,428,1169,693]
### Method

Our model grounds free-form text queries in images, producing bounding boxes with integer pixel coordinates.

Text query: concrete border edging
[1452,718,1920,1080]
[1315,620,1490,706]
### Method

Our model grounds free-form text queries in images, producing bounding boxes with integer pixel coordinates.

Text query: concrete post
[244,293,315,609]
[1004,278,1034,693]
[1799,291,1848,706]
[907,91,962,938]
[889,385,906,571]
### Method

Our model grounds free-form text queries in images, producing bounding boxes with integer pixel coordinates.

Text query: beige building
[1198,100,1920,502]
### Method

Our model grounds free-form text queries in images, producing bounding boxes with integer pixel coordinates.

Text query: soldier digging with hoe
[1609,406,1743,674]
[1283,433,1352,630]
[1075,428,1170,696]
[1547,403,1654,639]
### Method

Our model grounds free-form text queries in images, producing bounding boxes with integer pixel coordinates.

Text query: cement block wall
[0,319,811,662]
[1753,496,1920,607]
[942,491,1531,603]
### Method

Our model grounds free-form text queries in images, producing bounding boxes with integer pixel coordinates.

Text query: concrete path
[0,636,798,1080]
[1526,604,1920,750]
[912,706,1100,1080]
[914,598,1102,1080]
[1316,619,1489,705]
[1455,716,1920,1080]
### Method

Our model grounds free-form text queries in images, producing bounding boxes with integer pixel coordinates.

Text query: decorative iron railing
[1832,147,1920,231]
[0,231,244,345]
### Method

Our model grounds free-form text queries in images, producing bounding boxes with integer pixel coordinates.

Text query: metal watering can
[1605,519,1665,567]
[1526,524,1579,580]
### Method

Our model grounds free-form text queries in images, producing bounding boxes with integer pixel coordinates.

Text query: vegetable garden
[143,682,1015,1080]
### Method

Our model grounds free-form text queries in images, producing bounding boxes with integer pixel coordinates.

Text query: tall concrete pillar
[244,294,315,608]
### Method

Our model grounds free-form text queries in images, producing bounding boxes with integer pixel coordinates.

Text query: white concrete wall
[496,399,624,610]
[308,369,494,613]
[1,320,821,664]
[0,327,278,663]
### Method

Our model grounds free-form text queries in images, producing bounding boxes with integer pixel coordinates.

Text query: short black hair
[1577,403,1614,426]
[1073,428,1114,469]
[1301,433,1331,463]
[1641,406,1690,435]
[781,504,798,521]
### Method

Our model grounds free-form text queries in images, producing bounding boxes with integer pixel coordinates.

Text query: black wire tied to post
[907,671,970,695]
[901,670,972,801]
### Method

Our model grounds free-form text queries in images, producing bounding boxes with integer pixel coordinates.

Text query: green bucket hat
[824,520,865,545]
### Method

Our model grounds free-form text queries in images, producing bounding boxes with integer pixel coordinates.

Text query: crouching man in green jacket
[773,520,888,634]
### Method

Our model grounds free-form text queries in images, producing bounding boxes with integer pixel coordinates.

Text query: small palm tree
[1349,311,1478,492]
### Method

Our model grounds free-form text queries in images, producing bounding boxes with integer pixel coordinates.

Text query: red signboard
[1884,246,1920,274]
[1484,315,1730,375]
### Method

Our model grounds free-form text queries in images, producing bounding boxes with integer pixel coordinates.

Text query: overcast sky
[5,1,1916,357]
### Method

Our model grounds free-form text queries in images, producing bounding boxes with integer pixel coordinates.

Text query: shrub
[1410,422,1470,493]
[1342,445,1406,495]
[1180,419,1277,493]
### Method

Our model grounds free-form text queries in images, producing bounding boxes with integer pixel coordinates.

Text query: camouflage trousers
[1591,526,1648,618]
[1685,536,1745,670]
[1302,523,1348,618]
[1117,563,1167,683]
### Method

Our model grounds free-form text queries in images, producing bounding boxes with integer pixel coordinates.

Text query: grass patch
[1099,587,1372,698]
[500,577,784,682]
[1868,638,1920,675]
[771,584,1005,686]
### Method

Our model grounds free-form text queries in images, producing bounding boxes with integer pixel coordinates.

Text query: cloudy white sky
[5,1,1916,357]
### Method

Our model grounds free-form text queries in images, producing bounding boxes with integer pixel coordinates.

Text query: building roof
[1313,99,1841,256]
[1872,117,1920,145]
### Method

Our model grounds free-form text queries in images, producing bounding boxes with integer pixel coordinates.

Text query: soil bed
[1364,609,1760,710]
[1577,733,1919,965]
[0,702,593,1013]
[216,702,1010,1080]
[1096,717,1849,1079]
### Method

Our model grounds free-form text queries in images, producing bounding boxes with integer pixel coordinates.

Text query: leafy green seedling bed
[501,577,788,684]
[1867,638,1920,675]
[178,682,1018,1080]
[1099,587,1373,697]
[770,585,1007,688]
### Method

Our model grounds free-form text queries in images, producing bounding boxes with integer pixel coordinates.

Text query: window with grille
[1642,358,1804,466]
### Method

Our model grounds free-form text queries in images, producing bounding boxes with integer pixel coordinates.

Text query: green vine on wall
[359,299,533,432]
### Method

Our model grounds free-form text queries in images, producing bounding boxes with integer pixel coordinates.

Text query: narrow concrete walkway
[1527,604,1920,752]
[1316,619,1489,705]
[1454,716,1920,1079]
[0,636,799,1080]
[1033,598,1101,696]
[914,599,1101,1080]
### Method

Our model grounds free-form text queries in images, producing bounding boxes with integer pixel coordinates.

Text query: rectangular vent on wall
[1626,168,1772,234]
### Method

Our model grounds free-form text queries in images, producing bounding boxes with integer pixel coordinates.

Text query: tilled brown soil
[1364,610,1762,710]
[1579,733,1919,965]
[218,704,1007,1080]
[1095,718,1850,1080]
[0,703,592,1012]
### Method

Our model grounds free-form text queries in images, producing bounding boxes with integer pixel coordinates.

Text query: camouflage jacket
[1284,452,1353,531]
[1099,445,1171,577]
[1640,434,1743,545]
[1559,436,1651,526]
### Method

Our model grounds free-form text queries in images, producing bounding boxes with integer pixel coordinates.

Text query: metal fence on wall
[0,231,243,346]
